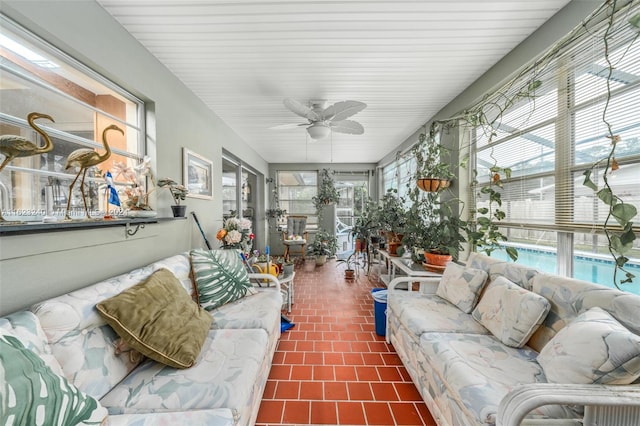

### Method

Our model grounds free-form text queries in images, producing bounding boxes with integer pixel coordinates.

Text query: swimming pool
[492,247,640,295]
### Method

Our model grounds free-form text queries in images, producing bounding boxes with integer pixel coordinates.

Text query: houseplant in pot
[157,178,188,217]
[282,259,295,277]
[412,126,456,192]
[312,168,340,221]
[307,236,332,266]
[420,196,468,267]
[422,215,467,266]
[379,189,407,255]
[313,168,340,206]
[336,251,361,280]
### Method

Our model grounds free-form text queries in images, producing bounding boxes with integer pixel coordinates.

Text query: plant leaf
[620,228,636,246]
[597,188,614,206]
[612,203,637,226]
[582,170,598,191]
[477,217,491,226]
[506,246,518,262]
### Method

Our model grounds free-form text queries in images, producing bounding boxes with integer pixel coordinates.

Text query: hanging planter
[417,177,451,192]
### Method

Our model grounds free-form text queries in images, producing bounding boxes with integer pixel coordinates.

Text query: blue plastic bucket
[372,289,388,336]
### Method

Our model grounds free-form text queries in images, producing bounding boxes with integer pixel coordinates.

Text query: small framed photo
[183,148,213,200]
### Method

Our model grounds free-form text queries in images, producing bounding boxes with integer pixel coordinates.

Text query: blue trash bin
[372,289,388,336]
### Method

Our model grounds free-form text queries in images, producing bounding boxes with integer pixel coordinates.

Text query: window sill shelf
[0,217,186,236]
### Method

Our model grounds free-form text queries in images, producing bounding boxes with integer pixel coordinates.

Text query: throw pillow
[190,249,258,311]
[537,307,640,384]
[96,268,212,369]
[436,262,489,313]
[0,333,108,425]
[472,276,550,348]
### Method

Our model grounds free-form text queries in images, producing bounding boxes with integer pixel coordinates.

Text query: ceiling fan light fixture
[307,123,331,140]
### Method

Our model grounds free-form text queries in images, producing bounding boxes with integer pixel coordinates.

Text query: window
[382,154,415,202]
[334,171,370,229]
[277,171,317,228]
[470,3,639,292]
[0,16,144,222]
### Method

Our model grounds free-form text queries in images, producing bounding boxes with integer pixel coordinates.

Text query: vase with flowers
[111,157,157,218]
[157,178,189,217]
[216,217,255,252]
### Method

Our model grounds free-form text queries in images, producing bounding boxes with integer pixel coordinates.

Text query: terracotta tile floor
[256,259,437,426]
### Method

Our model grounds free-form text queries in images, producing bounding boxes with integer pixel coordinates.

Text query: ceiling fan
[272,98,367,140]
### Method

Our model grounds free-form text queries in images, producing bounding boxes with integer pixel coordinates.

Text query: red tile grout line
[256,259,436,426]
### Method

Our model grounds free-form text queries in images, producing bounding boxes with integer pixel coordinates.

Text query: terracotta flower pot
[345,269,355,280]
[424,251,452,266]
[388,241,400,256]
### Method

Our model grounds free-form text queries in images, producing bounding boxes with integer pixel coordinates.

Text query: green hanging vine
[582,1,638,287]
[407,1,639,281]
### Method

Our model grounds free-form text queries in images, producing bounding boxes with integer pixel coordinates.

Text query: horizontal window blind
[473,1,640,235]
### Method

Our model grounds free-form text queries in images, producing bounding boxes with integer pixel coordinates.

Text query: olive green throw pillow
[96,268,212,369]
[190,249,258,311]
[0,333,108,426]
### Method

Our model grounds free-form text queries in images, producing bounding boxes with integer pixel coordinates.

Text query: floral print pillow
[436,262,489,313]
[472,276,550,348]
[537,307,640,384]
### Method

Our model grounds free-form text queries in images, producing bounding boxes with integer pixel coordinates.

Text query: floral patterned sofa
[0,251,282,426]
[386,252,640,426]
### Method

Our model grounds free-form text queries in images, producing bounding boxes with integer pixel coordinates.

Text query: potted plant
[157,178,188,217]
[378,189,407,255]
[307,236,331,266]
[312,168,340,215]
[422,215,468,266]
[314,228,338,257]
[281,259,295,277]
[412,127,456,192]
[336,252,361,280]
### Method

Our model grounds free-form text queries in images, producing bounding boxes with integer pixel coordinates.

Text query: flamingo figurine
[0,112,56,222]
[65,124,123,220]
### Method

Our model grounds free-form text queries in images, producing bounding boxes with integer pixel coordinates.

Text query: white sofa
[386,252,640,426]
[0,252,282,426]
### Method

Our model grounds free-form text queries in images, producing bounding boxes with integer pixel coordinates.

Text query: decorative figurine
[65,124,123,220]
[0,112,55,222]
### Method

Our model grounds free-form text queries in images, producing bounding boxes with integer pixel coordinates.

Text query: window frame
[0,14,145,222]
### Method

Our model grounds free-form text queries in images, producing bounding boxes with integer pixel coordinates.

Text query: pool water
[492,247,640,295]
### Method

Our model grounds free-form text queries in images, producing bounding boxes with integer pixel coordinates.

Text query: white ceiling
[97,0,572,164]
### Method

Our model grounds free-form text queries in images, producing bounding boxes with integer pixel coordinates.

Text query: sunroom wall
[0,1,268,315]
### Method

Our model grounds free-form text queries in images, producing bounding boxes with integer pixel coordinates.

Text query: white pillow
[537,307,640,384]
[436,262,488,313]
[472,276,550,348]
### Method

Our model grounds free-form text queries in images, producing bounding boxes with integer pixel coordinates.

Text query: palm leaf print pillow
[0,333,108,425]
[190,249,257,311]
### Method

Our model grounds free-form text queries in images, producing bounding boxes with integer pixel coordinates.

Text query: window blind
[473,1,639,235]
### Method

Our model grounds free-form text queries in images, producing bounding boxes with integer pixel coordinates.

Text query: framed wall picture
[183,148,213,199]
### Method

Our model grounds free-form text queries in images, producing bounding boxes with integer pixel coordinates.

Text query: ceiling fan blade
[283,98,320,121]
[330,120,364,135]
[323,100,367,121]
[270,123,307,130]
